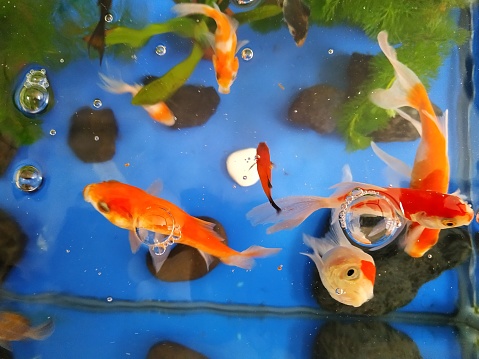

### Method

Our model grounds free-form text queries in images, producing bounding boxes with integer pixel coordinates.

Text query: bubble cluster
[16,69,50,115]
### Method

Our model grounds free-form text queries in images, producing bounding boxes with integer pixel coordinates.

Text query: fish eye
[98,201,110,213]
[441,219,456,227]
[345,267,360,280]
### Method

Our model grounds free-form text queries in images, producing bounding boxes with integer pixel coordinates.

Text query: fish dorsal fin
[341,164,353,182]
[235,39,249,54]
[370,141,412,179]
[198,249,215,271]
[146,180,163,196]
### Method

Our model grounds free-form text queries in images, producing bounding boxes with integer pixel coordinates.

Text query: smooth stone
[313,321,422,359]
[226,147,259,187]
[287,84,345,134]
[146,341,208,359]
[147,216,227,282]
[0,209,27,283]
[310,226,471,315]
[0,133,18,177]
[67,107,118,163]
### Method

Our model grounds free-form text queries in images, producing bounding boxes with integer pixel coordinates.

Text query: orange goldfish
[0,312,53,343]
[253,142,281,213]
[369,31,450,257]
[99,74,176,126]
[84,180,280,271]
[301,221,376,307]
[247,181,473,234]
[172,3,247,94]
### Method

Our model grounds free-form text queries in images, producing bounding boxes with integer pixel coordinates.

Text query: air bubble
[427,254,432,259]
[232,0,259,6]
[241,48,254,61]
[49,129,56,136]
[106,296,113,302]
[104,13,113,23]
[328,49,334,54]
[155,45,167,56]
[242,175,247,180]
[93,99,102,108]
[335,288,345,295]
[94,136,100,141]
[14,165,43,192]
[59,58,65,63]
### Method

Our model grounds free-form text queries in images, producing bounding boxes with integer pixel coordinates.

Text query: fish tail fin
[99,73,142,96]
[221,246,281,270]
[247,195,331,233]
[369,30,425,112]
[27,318,54,340]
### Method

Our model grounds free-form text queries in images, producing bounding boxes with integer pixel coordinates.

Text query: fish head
[412,196,474,229]
[320,246,376,307]
[286,23,307,47]
[215,57,239,94]
[83,180,133,229]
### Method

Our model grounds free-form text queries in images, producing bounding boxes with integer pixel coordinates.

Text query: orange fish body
[370,31,451,257]
[173,3,243,94]
[83,180,280,270]
[255,142,281,213]
[99,74,176,126]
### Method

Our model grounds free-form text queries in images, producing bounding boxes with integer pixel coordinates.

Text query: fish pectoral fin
[198,250,215,271]
[27,318,54,340]
[149,245,173,273]
[204,32,216,53]
[235,39,250,54]
[395,108,422,136]
[370,141,412,179]
[146,180,163,196]
[129,231,143,253]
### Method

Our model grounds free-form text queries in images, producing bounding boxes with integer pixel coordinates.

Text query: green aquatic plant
[306,0,469,150]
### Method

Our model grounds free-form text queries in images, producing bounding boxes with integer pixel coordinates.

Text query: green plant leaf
[131,43,204,106]
[233,4,283,25]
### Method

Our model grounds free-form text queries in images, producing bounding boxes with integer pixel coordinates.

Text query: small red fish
[254,142,281,213]
[87,0,112,65]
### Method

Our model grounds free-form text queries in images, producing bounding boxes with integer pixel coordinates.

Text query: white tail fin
[172,3,210,18]
[370,141,412,179]
[369,31,422,111]
[221,245,281,269]
[99,73,142,96]
[246,195,331,234]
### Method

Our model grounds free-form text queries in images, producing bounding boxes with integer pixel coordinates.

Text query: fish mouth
[218,85,230,94]
[83,184,92,201]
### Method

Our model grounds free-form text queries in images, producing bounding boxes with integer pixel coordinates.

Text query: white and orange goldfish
[172,3,247,94]
[247,180,473,234]
[84,180,280,271]
[253,142,281,213]
[0,312,53,344]
[99,74,176,126]
[301,220,376,307]
[369,31,451,257]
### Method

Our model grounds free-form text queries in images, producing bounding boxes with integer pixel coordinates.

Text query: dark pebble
[346,52,374,99]
[287,85,345,134]
[0,346,13,359]
[0,209,27,283]
[0,133,18,176]
[313,321,422,359]
[310,226,471,315]
[147,216,226,282]
[147,341,208,359]
[67,107,118,163]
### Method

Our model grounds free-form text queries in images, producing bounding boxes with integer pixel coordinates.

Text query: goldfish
[369,31,451,257]
[247,180,473,234]
[87,0,112,65]
[172,3,247,94]
[253,142,281,213]
[277,0,310,47]
[99,74,176,126]
[84,180,280,271]
[301,220,376,307]
[0,312,53,344]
